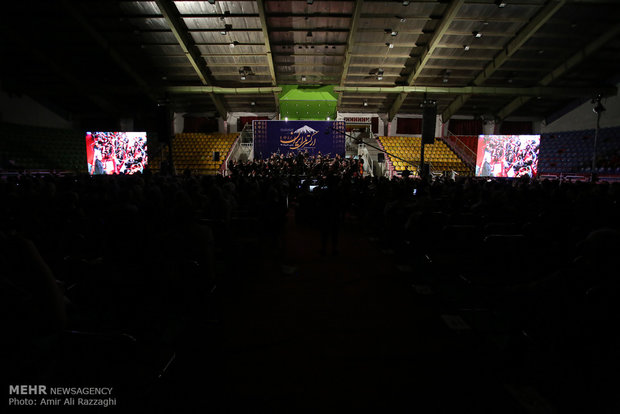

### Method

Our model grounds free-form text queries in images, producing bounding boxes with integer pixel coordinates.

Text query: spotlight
[443,78,448,83]
[377,76,383,81]
[326,117,330,121]
[463,45,470,51]
[391,31,398,36]
[537,49,544,54]
[301,75,307,81]
[307,0,313,4]
[386,42,394,48]
[473,31,482,38]
[363,100,368,107]
[285,117,288,121]
[306,31,313,37]
[240,75,246,80]
[592,95,606,113]
[495,0,507,7]
[229,41,239,48]
[402,0,410,5]
[251,101,256,106]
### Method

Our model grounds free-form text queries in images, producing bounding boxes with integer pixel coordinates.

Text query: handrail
[442,132,477,168]
[222,134,240,175]
[337,129,420,172]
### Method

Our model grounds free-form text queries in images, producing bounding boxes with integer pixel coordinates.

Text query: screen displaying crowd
[85,132,148,175]
[475,135,540,178]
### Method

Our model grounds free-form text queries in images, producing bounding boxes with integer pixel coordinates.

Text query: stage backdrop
[253,120,345,159]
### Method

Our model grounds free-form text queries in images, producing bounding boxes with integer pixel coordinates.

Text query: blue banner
[253,120,345,159]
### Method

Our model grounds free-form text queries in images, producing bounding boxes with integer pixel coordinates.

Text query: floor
[149,212,529,413]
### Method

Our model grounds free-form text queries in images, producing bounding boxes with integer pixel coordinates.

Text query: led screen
[475,135,539,178]
[86,132,147,175]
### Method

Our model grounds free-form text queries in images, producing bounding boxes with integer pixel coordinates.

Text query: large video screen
[475,135,539,178]
[86,132,147,175]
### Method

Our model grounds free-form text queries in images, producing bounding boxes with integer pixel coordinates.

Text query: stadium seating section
[0,122,86,172]
[377,136,472,176]
[150,132,238,175]
[539,126,620,175]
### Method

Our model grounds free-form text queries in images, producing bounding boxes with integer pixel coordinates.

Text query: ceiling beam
[496,22,620,120]
[388,0,465,121]
[256,0,279,113]
[442,0,567,122]
[335,85,617,97]
[61,0,158,102]
[165,86,282,94]
[154,0,227,119]
[337,0,364,108]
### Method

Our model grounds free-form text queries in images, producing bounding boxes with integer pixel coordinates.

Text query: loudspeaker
[377,153,385,163]
[422,103,437,144]
[420,163,430,177]
[213,151,220,162]
[156,105,172,143]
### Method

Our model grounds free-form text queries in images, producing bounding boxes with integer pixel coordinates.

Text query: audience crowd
[2,151,620,410]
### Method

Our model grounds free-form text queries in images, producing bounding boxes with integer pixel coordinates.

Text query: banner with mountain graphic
[252,120,345,159]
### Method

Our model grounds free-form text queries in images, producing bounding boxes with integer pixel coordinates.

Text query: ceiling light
[377,76,383,81]
[473,31,482,38]
[240,75,246,80]
[391,31,398,36]
[229,41,239,48]
[363,100,368,107]
[301,75,307,81]
[402,0,410,5]
[386,42,394,48]
[495,0,507,7]
[397,16,407,23]
[307,31,312,37]
[220,30,227,35]
[463,45,470,51]
[251,101,256,106]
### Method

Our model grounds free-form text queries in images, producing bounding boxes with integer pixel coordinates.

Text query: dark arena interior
[2,1,620,412]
